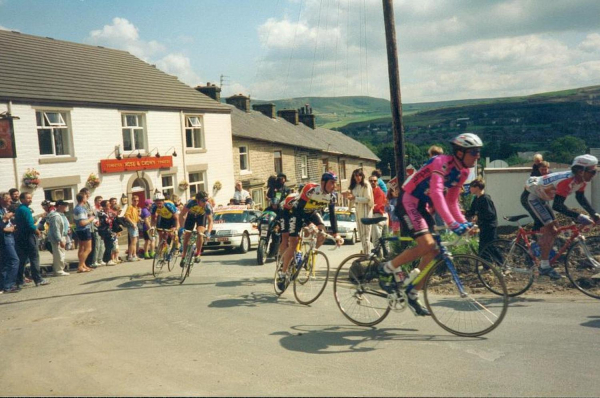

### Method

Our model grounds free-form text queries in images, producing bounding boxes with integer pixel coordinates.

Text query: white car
[205,206,262,253]
[323,207,360,245]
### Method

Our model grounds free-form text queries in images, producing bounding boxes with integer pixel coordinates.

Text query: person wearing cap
[141,199,155,259]
[523,154,600,279]
[47,200,70,276]
[15,192,49,287]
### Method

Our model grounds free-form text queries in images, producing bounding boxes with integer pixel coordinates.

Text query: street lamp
[127,149,143,159]
[164,146,178,157]
[147,147,161,158]
[106,145,122,160]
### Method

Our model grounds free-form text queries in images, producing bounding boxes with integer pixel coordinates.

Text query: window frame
[185,115,205,149]
[251,188,264,209]
[43,186,75,221]
[339,160,347,180]
[300,155,308,178]
[121,113,147,152]
[239,146,249,171]
[161,174,176,200]
[188,171,207,197]
[35,110,72,157]
[274,150,283,174]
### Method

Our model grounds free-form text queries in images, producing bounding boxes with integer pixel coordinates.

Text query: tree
[546,135,587,164]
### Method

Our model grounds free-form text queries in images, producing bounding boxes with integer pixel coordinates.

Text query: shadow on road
[215,277,272,288]
[208,291,297,308]
[581,316,600,329]
[271,324,483,354]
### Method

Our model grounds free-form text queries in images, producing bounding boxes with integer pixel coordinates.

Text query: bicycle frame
[514,224,583,266]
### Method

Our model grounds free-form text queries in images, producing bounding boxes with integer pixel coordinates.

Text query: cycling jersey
[525,171,586,201]
[151,201,178,219]
[289,183,338,236]
[185,199,213,217]
[401,154,469,227]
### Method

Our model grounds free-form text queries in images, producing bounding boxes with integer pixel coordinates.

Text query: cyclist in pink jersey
[379,133,482,316]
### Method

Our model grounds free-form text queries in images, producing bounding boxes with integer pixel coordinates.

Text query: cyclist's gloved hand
[577,214,593,226]
[449,221,473,236]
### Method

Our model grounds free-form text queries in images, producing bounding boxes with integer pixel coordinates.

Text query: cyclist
[276,191,299,261]
[277,172,344,291]
[150,193,180,257]
[179,191,213,264]
[523,154,600,279]
[379,133,482,316]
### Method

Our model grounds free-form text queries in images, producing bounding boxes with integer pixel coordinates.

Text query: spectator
[371,169,388,195]
[385,184,401,234]
[428,145,444,157]
[521,161,550,216]
[1,192,20,293]
[141,199,155,259]
[530,153,544,177]
[93,195,105,266]
[345,168,374,254]
[97,200,117,266]
[15,192,49,287]
[369,175,388,248]
[466,179,498,254]
[8,188,19,207]
[46,200,70,276]
[73,192,95,273]
[111,205,123,263]
[232,181,252,205]
[38,200,54,253]
[79,188,99,268]
[124,195,141,262]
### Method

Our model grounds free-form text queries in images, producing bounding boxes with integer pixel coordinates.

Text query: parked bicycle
[152,228,178,277]
[274,225,337,305]
[333,216,508,337]
[480,214,600,299]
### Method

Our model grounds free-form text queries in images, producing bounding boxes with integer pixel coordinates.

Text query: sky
[2,0,600,103]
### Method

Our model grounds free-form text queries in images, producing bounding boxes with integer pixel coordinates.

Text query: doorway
[131,178,148,204]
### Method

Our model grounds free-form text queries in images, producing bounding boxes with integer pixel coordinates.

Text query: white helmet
[572,154,598,168]
[153,192,165,201]
[450,133,483,149]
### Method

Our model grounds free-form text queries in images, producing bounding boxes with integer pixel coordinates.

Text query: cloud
[85,17,202,87]
[579,33,600,53]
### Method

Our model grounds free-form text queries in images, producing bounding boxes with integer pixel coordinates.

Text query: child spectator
[466,179,498,254]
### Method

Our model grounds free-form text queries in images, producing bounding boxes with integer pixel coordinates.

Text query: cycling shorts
[157,217,176,231]
[395,191,435,239]
[524,193,554,230]
[277,210,292,234]
[289,211,324,238]
[183,214,208,231]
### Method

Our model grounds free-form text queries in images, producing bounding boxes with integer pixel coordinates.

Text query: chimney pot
[252,103,276,118]
[196,84,221,102]
[277,109,299,125]
[225,94,251,112]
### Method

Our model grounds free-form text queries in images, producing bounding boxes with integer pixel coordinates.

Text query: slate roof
[0,30,229,113]
[229,105,379,161]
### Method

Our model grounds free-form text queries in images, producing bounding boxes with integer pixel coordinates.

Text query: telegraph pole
[382,0,406,183]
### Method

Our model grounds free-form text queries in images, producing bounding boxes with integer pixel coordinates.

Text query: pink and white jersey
[402,154,469,226]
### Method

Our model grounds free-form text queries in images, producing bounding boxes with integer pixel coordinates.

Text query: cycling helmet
[153,192,165,201]
[450,133,483,149]
[195,191,209,201]
[321,171,338,182]
[572,154,598,168]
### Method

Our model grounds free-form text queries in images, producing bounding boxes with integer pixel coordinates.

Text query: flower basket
[22,168,40,189]
[178,181,189,191]
[86,173,101,189]
[212,180,222,196]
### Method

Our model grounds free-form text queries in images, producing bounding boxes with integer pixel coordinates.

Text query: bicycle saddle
[504,214,529,222]
[360,216,387,225]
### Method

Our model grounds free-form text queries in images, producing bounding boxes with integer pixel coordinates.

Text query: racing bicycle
[152,228,178,277]
[333,216,509,337]
[179,230,207,284]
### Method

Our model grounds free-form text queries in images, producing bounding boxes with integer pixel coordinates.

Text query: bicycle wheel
[293,250,329,305]
[273,256,292,296]
[564,236,600,299]
[479,239,534,296]
[179,244,194,284]
[167,244,178,272]
[424,254,508,337]
[333,254,391,326]
[152,242,166,277]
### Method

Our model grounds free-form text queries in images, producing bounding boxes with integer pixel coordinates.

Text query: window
[43,187,74,220]
[188,172,207,196]
[36,111,71,156]
[339,160,347,180]
[300,155,308,178]
[185,115,204,149]
[161,175,175,200]
[251,188,264,209]
[121,114,146,151]
[239,146,249,171]
[274,151,282,174]
[322,158,329,174]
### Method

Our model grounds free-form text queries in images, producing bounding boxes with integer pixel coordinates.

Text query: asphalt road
[1,244,599,396]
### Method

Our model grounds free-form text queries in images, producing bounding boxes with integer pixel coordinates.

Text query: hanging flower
[178,180,189,191]
[22,168,41,189]
[86,173,101,189]
[212,180,222,196]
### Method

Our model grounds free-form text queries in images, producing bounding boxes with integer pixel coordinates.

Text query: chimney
[298,104,316,129]
[252,103,276,119]
[195,82,221,102]
[225,94,250,112]
[277,109,299,125]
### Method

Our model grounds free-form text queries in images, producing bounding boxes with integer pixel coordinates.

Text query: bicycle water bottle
[403,268,421,287]
[531,242,541,258]
[393,269,407,284]
[295,252,303,267]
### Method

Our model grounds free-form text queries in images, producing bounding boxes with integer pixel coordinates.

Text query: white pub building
[0,30,235,215]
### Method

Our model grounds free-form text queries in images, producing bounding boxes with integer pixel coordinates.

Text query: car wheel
[238,232,250,254]
[346,231,357,245]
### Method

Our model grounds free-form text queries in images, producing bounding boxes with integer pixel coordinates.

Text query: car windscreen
[214,212,249,223]
[323,212,355,222]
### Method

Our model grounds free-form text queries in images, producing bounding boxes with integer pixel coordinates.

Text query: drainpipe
[179,111,188,202]
[8,101,19,189]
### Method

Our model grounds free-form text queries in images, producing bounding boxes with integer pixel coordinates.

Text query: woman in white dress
[344,168,374,254]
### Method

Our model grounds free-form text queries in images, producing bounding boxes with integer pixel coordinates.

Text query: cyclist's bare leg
[195,226,207,256]
[316,224,326,248]
[282,236,299,273]
[182,230,191,257]
[278,232,289,256]
[389,233,438,272]
[538,222,558,261]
